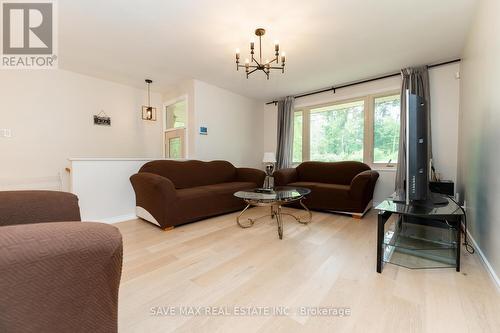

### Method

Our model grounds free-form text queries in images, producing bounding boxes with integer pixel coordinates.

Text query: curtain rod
[265,58,461,105]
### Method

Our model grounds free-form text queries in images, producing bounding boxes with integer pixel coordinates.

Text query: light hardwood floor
[115,207,500,333]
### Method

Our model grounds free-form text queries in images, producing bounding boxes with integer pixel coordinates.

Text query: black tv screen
[406,90,428,202]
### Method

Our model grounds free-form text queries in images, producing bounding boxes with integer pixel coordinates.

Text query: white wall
[0,69,163,191]
[458,0,500,286]
[70,158,156,222]
[429,65,461,184]
[262,63,461,203]
[193,80,263,168]
[163,80,264,168]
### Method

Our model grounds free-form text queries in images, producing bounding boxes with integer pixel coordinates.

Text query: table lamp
[262,152,276,189]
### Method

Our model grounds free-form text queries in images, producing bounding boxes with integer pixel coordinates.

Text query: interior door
[164,128,186,159]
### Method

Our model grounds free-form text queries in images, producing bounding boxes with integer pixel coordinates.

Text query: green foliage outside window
[169,137,181,159]
[374,95,400,163]
[293,112,303,163]
[310,101,364,162]
[291,94,400,165]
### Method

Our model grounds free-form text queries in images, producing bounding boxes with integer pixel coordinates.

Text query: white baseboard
[466,230,500,292]
[91,213,137,224]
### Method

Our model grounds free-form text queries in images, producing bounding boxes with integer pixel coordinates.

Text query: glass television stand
[375,195,464,273]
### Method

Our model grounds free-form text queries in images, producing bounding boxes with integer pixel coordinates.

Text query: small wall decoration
[94,110,111,126]
[199,126,208,135]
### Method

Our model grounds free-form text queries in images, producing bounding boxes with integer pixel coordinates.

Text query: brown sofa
[274,161,379,218]
[130,160,266,229]
[0,191,123,333]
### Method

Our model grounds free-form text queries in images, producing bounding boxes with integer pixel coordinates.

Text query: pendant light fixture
[142,79,156,121]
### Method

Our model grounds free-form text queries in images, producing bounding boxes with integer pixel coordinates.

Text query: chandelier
[235,28,286,79]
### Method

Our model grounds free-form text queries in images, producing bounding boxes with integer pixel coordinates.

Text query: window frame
[292,90,400,169]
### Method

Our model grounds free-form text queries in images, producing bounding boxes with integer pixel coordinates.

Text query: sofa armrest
[235,168,266,187]
[273,168,298,186]
[0,191,81,227]
[0,222,122,333]
[350,170,380,200]
[130,172,177,228]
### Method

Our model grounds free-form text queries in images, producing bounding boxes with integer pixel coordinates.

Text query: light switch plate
[1,129,12,138]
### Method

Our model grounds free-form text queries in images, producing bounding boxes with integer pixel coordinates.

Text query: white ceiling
[59,0,477,101]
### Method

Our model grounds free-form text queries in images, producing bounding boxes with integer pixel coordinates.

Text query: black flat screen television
[407,91,428,201]
[400,90,447,206]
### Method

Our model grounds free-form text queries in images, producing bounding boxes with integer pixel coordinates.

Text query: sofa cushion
[174,183,248,225]
[177,182,256,199]
[288,181,356,211]
[139,160,237,189]
[314,183,351,195]
[0,221,122,333]
[176,187,212,200]
[309,183,357,211]
[199,182,256,195]
[296,161,370,185]
[0,191,81,226]
[286,181,322,190]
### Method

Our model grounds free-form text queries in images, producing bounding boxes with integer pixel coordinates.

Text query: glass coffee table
[233,186,312,239]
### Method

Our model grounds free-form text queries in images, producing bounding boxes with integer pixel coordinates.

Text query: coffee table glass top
[234,186,310,202]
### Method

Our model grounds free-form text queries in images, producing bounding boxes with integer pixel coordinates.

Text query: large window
[310,100,364,162]
[293,92,400,168]
[373,94,400,164]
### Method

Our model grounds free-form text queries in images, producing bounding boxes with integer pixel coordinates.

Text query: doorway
[163,98,187,159]
[164,129,185,158]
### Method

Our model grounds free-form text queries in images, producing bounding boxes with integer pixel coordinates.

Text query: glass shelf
[382,218,458,269]
[375,195,463,217]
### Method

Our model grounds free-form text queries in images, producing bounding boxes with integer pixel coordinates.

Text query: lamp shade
[262,152,276,163]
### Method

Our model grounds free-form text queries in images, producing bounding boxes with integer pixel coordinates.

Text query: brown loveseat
[130,160,266,229]
[274,161,379,218]
[0,190,123,333]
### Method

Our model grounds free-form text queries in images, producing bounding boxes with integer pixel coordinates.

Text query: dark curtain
[276,96,295,169]
[395,66,431,199]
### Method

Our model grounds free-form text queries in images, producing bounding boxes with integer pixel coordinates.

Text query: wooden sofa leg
[352,201,372,220]
[163,226,175,231]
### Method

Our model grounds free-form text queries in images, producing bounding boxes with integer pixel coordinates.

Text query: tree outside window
[292,92,400,167]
